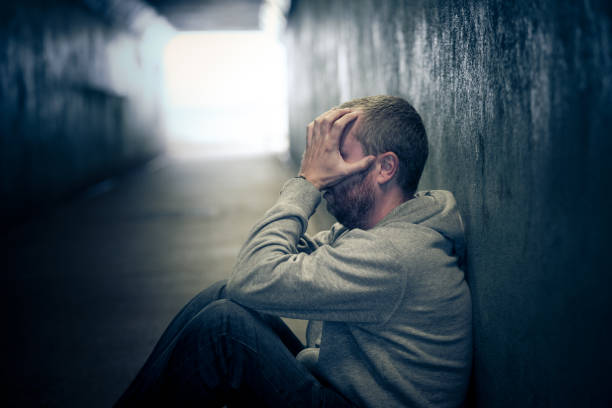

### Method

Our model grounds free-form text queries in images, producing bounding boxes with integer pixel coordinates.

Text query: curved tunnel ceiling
[145,0,264,31]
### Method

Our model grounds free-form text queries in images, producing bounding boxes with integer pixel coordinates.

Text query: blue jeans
[115,281,354,407]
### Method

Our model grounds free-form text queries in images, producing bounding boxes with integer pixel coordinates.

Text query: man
[116,95,472,407]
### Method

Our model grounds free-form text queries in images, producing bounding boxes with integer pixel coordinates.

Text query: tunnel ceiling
[145,0,264,30]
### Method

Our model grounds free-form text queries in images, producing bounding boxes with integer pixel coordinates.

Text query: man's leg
[115,279,229,403]
[116,280,349,406]
[116,298,352,407]
[125,280,303,382]
[143,280,230,365]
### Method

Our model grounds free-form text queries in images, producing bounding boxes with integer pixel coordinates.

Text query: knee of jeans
[196,280,228,302]
[195,299,256,336]
[179,280,229,320]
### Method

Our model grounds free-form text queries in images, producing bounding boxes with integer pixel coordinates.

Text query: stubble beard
[325,171,375,230]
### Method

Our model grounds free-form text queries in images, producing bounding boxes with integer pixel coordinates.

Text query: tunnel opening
[161,30,288,158]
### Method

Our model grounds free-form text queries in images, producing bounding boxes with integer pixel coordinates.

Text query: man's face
[323,117,376,229]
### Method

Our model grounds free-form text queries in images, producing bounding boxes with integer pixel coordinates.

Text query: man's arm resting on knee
[225,176,405,323]
[226,108,402,323]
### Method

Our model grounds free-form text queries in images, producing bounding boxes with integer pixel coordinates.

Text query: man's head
[323,95,428,229]
[323,136,376,229]
[338,95,428,196]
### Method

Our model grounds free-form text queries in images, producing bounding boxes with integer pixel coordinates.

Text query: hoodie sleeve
[226,177,407,324]
[297,224,344,254]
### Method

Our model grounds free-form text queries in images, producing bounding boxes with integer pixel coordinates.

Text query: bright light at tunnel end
[162,30,289,159]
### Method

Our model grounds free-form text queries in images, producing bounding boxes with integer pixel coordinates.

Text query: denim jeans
[115,280,354,407]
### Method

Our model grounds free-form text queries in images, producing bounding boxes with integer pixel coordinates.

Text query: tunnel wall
[0,0,166,226]
[285,0,612,406]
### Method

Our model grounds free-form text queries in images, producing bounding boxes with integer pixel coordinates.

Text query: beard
[324,170,375,230]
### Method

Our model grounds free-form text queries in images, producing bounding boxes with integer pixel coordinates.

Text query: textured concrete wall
[286,0,612,406]
[0,0,166,225]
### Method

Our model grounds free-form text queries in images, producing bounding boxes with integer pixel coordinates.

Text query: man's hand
[298,108,376,190]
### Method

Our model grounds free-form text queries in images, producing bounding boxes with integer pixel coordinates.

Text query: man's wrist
[297,173,321,190]
[280,177,322,218]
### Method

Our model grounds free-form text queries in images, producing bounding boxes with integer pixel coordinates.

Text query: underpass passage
[1,154,312,407]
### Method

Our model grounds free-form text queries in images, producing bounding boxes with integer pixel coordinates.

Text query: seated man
[115,95,472,407]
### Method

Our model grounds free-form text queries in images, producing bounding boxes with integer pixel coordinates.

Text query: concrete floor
[2,154,322,407]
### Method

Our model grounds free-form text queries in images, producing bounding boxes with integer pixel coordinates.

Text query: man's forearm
[226,177,321,308]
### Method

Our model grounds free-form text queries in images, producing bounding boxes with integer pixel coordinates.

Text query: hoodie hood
[378,190,466,263]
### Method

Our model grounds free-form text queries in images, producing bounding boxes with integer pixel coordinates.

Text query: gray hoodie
[227,177,472,408]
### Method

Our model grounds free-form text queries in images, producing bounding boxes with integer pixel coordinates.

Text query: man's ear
[375,152,400,185]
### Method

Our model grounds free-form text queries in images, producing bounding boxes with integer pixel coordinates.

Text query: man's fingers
[344,155,376,175]
[329,111,359,142]
[323,107,352,124]
[306,121,314,148]
[313,108,352,137]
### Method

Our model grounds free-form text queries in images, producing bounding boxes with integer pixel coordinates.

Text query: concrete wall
[0,0,167,226]
[286,0,612,406]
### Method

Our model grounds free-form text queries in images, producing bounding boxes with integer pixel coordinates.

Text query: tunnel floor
[2,154,310,407]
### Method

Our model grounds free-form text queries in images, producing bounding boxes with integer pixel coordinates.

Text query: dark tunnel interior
[1,0,611,406]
